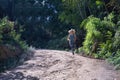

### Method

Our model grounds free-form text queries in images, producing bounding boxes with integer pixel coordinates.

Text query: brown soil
[0,50,120,80]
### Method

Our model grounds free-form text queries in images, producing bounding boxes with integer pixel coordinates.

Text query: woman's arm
[67,35,70,41]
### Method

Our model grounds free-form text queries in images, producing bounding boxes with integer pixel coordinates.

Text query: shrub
[0,17,28,72]
[108,22,120,69]
[80,13,115,58]
[0,17,27,50]
[80,13,120,69]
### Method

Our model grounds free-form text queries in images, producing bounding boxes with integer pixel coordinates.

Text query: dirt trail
[0,50,120,80]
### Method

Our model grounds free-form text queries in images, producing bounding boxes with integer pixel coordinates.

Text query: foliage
[0,17,28,72]
[80,12,120,69]
[59,0,106,26]
[81,13,115,58]
[17,0,71,48]
[46,36,69,50]
[0,0,70,48]
[0,17,27,50]
[108,21,120,69]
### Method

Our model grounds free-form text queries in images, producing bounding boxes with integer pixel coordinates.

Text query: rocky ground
[0,49,120,80]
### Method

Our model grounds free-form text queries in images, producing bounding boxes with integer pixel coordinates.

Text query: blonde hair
[68,29,75,33]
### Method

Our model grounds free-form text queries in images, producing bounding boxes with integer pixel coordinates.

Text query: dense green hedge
[79,13,120,69]
[108,21,120,69]
[0,17,27,72]
[0,17,27,50]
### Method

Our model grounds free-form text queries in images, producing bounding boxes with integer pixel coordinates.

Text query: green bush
[0,17,28,72]
[108,22,120,69]
[80,13,115,58]
[80,13,120,69]
[108,50,120,70]
[0,17,27,50]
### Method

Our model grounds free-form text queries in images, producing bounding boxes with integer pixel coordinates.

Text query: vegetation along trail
[0,50,120,80]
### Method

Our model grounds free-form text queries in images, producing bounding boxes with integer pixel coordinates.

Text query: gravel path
[0,50,120,80]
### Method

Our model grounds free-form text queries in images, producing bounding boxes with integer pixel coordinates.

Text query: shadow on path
[0,71,39,80]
